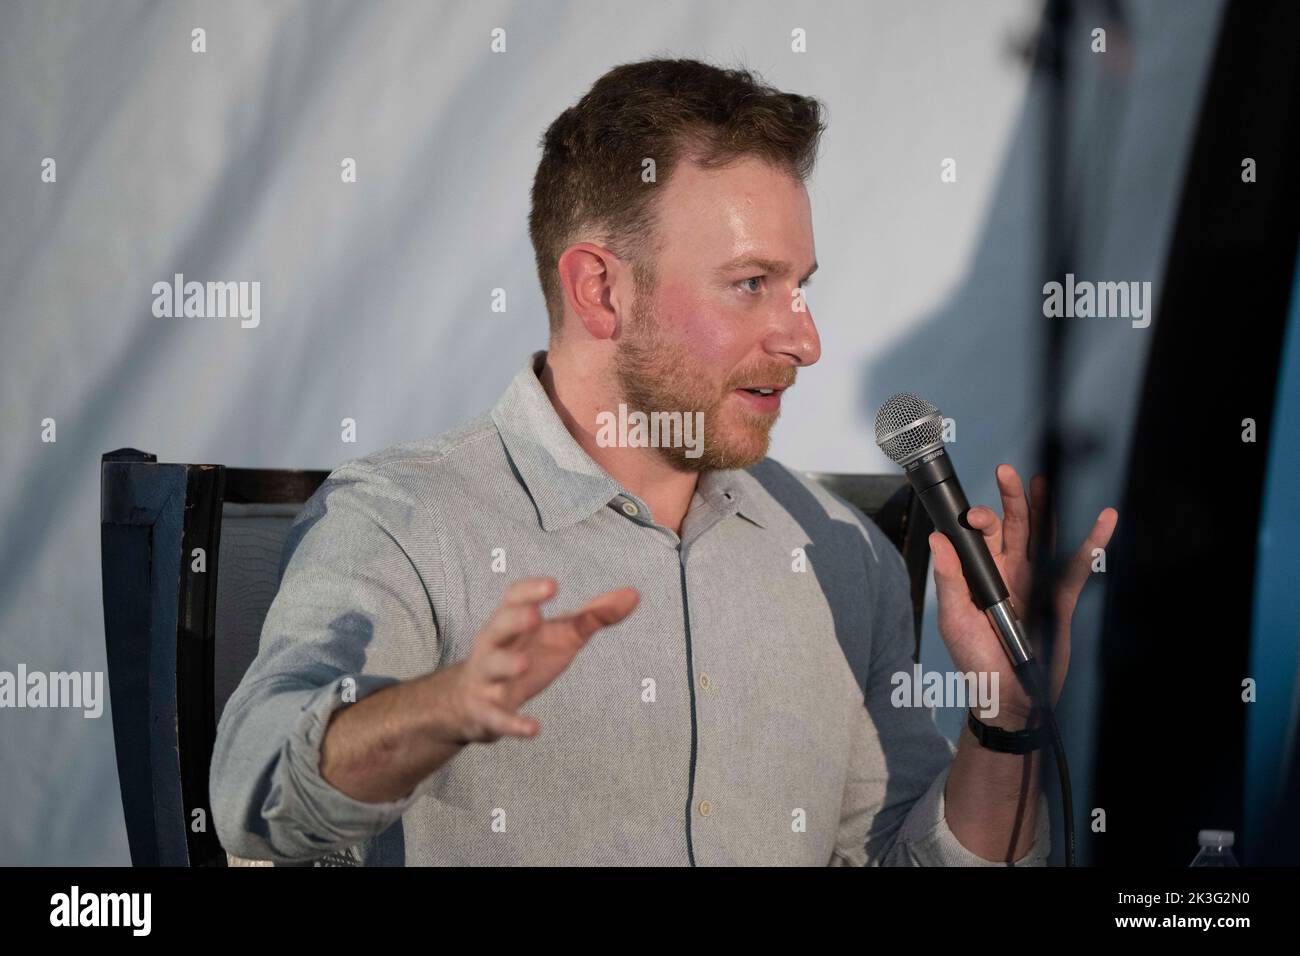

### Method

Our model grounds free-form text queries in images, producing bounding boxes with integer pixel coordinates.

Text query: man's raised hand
[446,577,640,743]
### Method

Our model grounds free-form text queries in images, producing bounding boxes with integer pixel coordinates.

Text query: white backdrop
[0,0,1221,864]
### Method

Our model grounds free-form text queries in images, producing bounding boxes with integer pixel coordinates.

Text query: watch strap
[967,709,1050,753]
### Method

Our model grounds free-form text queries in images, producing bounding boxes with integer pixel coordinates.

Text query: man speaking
[210,57,1117,866]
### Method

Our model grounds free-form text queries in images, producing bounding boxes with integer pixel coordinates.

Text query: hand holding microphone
[874,393,1118,725]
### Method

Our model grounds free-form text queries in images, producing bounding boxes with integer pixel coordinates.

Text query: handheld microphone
[876,393,1077,865]
[874,393,1040,697]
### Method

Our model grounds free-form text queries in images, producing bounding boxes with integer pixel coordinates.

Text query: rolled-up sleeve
[881,757,1051,866]
[831,517,1051,867]
[210,462,444,864]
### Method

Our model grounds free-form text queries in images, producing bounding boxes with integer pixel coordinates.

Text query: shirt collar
[490,351,769,532]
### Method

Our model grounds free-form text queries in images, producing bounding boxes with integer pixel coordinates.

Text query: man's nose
[767,294,821,367]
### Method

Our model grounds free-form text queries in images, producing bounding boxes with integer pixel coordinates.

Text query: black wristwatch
[967,709,1050,754]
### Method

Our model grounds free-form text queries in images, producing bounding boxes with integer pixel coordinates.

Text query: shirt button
[621,501,639,517]
[698,800,712,816]
[699,672,710,690]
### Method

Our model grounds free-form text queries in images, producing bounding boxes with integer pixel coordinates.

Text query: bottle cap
[1197,829,1234,848]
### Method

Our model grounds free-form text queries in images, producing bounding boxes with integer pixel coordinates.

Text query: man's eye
[739,276,763,294]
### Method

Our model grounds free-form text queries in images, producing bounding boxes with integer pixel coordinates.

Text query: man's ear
[557,242,623,340]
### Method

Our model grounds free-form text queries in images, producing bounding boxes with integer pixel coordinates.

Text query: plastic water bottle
[1189,829,1239,866]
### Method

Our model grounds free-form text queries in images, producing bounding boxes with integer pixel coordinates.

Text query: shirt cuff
[893,762,1053,866]
[260,674,428,856]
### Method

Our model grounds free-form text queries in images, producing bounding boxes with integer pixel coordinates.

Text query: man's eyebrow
[716,256,820,280]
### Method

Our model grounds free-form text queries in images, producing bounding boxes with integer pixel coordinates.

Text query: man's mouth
[733,385,787,412]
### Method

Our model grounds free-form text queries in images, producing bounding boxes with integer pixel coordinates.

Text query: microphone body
[904,448,1035,668]
[874,393,1036,674]
[876,393,1072,865]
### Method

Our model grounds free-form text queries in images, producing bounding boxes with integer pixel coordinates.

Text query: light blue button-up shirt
[210,351,1049,865]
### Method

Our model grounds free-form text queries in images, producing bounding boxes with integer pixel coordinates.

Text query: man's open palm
[451,577,640,742]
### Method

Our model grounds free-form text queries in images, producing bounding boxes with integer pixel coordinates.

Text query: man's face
[613,154,821,471]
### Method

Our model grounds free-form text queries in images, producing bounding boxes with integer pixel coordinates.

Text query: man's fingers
[996,464,1031,558]
[479,583,639,654]
[479,602,543,648]
[966,506,1003,557]
[567,587,641,642]
[475,578,557,648]
[1056,507,1120,609]
[928,532,973,615]
[500,577,557,608]
[478,704,540,740]
[479,649,528,682]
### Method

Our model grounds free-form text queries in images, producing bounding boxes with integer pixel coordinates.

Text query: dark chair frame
[100,450,930,866]
[100,448,328,866]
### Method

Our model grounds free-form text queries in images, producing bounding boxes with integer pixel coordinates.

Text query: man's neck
[539,350,699,536]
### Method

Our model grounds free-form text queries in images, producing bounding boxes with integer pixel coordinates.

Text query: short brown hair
[528,57,827,336]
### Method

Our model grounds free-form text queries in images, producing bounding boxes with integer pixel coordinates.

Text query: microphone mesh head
[874,393,945,465]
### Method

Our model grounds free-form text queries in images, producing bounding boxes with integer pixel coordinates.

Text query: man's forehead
[712,254,819,278]
[656,157,814,259]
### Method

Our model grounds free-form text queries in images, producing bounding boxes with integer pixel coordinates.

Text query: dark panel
[101,456,191,866]
[177,464,228,866]
[103,454,335,866]
[1094,0,1300,865]
[224,467,329,505]
[100,522,157,866]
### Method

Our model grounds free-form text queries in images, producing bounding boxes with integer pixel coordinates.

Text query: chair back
[803,471,933,661]
[100,448,327,866]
